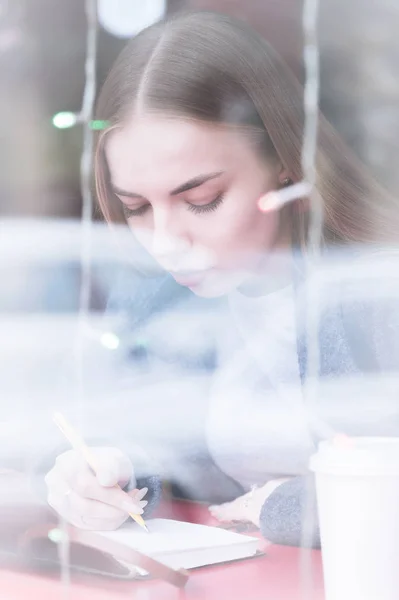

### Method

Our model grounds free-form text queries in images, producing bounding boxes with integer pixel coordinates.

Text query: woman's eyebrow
[170,171,224,196]
[110,185,145,199]
[111,171,224,199]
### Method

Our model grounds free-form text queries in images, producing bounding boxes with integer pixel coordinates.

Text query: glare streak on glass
[75,0,98,421]
[58,517,71,599]
[78,0,98,329]
[74,0,98,435]
[302,0,323,417]
[300,0,322,594]
[58,0,98,593]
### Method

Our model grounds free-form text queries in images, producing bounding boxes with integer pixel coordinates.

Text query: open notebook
[96,518,260,572]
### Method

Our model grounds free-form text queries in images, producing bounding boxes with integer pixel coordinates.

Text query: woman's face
[106,115,288,297]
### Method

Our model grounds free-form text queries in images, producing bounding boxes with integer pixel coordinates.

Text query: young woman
[43,11,399,546]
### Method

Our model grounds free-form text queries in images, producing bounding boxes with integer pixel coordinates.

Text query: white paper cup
[310,437,399,600]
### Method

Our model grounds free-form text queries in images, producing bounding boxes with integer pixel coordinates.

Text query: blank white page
[96,518,260,569]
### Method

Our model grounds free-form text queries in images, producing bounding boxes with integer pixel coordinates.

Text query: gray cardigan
[36,249,399,547]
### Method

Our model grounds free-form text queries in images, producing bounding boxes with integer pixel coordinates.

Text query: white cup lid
[310,437,399,476]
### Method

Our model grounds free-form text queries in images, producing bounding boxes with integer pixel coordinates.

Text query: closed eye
[187,192,225,214]
[122,203,150,218]
[120,192,225,219]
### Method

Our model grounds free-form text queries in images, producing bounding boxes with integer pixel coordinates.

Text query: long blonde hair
[95,11,399,246]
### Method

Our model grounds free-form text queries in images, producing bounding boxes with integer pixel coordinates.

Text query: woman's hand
[209,479,289,527]
[45,447,148,530]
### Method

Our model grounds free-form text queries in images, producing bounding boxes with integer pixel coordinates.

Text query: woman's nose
[152,229,190,261]
[151,207,191,267]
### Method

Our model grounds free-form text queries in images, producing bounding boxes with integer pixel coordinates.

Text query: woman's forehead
[105,115,255,192]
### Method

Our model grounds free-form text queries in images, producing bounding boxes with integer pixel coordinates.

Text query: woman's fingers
[48,487,129,530]
[68,468,143,514]
[53,449,141,513]
[46,470,147,530]
[209,496,251,523]
[92,448,134,488]
[45,448,147,530]
[55,447,134,489]
[209,482,290,526]
[209,503,234,522]
[209,502,237,521]
[130,487,148,502]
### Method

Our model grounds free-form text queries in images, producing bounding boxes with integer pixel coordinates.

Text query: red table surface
[0,499,325,600]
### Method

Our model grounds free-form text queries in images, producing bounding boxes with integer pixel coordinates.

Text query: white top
[206,285,314,490]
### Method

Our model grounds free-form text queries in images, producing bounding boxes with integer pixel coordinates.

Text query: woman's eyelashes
[187,192,225,214]
[121,192,225,218]
[122,203,149,218]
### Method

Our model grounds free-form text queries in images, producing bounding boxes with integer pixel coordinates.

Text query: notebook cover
[20,523,189,587]
[0,503,187,586]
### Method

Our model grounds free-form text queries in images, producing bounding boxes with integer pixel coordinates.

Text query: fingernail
[135,487,148,500]
[123,501,143,514]
[97,471,116,487]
